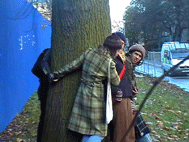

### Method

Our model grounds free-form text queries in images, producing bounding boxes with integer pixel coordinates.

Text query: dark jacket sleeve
[111,56,123,97]
[111,84,122,97]
[41,48,52,75]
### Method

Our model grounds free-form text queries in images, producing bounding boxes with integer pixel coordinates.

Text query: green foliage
[124,6,142,46]
[124,0,189,50]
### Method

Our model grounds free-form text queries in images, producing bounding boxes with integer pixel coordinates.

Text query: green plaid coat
[54,47,120,137]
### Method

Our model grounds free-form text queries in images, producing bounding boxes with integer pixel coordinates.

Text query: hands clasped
[47,72,60,83]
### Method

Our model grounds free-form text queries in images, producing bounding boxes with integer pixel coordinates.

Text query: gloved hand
[48,72,60,83]
[53,72,60,81]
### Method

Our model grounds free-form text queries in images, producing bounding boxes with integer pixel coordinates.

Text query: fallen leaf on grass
[141,112,147,115]
[176,118,181,122]
[156,121,164,128]
[167,110,175,113]
[184,113,188,116]
[167,137,174,140]
[16,138,25,142]
[141,89,146,94]
[163,126,170,131]
[151,130,157,134]
[164,120,171,124]
[177,110,182,114]
[146,121,153,125]
[148,113,153,117]
[168,135,180,140]
[159,111,164,115]
[165,105,171,109]
[155,134,161,139]
[148,112,159,118]
[155,115,160,120]
[14,131,22,137]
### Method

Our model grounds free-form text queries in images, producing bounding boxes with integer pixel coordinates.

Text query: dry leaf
[157,121,164,127]
[163,127,170,131]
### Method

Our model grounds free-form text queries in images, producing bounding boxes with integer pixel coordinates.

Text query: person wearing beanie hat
[112,32,127,44]
[51,34,125,142]
[127,44,152,142]
[129,44,146,61]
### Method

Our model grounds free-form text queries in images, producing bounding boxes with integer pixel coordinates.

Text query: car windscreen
[172,52,189,59]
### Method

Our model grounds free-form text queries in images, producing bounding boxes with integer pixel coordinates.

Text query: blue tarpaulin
[0,0,51,133]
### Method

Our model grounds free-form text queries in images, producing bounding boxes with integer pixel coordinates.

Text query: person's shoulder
[115,55,123,62]
[125,54,132,64]
[44,48,51,51]
[82,48,95,57]
[110,59,116,67]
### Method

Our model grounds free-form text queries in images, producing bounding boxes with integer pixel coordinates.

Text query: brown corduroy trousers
[111,98,135,142]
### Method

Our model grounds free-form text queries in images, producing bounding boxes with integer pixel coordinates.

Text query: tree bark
[41,0,111,141]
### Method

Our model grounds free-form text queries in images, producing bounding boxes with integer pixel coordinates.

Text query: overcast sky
[109,0,131,22]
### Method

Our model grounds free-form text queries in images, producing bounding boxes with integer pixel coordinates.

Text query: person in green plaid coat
[53,34,125,141]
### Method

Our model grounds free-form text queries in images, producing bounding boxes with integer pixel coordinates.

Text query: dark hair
[103,35,123,50]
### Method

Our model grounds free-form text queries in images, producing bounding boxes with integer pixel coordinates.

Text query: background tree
[41,0,111,141]
[30,0,52,21]
[124,0,189,51]
[158,0,189,42]
[124,6,143,47]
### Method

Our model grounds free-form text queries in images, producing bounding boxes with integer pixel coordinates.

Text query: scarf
[118,51,126,79]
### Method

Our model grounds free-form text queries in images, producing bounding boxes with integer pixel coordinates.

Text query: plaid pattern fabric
[55,47,120,136]
[135,112,150,139]
[131,98,150,139]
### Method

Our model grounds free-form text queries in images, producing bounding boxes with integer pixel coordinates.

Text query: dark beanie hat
[129,44,146,59]
[112,32,127,43]
[103,35,123,50]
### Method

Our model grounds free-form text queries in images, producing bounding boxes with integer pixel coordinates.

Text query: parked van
[161,42,189,76]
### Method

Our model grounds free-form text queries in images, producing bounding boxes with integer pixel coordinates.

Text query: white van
[161,42,189,76]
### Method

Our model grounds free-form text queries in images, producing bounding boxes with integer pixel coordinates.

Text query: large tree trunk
[41,0,111,141]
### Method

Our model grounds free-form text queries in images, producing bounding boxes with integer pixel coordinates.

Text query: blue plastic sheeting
[0,0,51,133]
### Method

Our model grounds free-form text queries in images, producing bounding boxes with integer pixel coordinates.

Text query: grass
[135,76,189,141]
[0,75,189,141]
